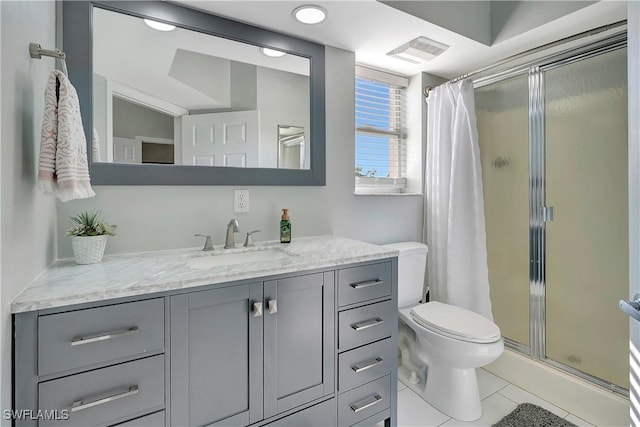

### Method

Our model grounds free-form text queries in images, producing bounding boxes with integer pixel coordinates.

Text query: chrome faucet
[224,219,239,249]
[243,230,261,247]
[194,234,214,251]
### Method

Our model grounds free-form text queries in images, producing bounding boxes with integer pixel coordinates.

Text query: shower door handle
[541,206,554,222]
[620,293,640,322]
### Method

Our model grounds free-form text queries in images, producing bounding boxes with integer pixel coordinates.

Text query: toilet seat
[410,301,501,344]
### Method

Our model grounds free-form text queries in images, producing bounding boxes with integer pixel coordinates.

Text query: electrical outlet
[234,189,250,213]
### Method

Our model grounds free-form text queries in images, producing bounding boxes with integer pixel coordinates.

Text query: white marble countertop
[11,235,398,313]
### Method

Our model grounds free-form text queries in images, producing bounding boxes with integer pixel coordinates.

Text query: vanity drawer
[338,300,395,351]
[338,262,392,307]
[338,376,390,427]
[265,398,336,427]
[112,410,165,426]
[338,338,394,392]
[39,355,164,427]
[38,298,164,376]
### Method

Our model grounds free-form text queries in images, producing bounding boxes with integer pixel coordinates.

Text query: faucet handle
[194,234,214,251]
[243,230,261,248]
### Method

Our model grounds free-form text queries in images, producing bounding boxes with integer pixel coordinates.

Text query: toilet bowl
[399,303,503,421]
[384,242,504,422]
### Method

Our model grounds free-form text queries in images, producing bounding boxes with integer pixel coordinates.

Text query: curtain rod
[423,19,627,97]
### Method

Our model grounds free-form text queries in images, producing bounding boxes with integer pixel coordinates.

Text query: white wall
[112,97,174,140]
[57,47,424,258]
[490,1,596,44]
[381,1,492,46]
[257,67,310,169]
[0,0,58,420]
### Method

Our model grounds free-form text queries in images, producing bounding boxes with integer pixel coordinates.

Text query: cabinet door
[171,284,263,426]
[264,272,335,418]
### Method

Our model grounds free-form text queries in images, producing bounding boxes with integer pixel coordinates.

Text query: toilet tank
[383,242,429,308]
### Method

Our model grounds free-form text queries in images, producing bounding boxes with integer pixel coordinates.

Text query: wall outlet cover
[234,189,250,213]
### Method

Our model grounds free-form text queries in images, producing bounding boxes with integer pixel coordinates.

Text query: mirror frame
[63,0,326,186]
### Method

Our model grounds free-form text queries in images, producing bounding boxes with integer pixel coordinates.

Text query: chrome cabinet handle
[350,279,383,289]
[351,318,384,331]
[253,302,263,317]
[268,299,278,314]
[70,327,139,346]
[350,394,383,413]
[351,357,384,373]
[71,385,139,412]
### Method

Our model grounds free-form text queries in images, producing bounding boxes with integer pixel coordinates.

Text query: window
[355,66,408,193]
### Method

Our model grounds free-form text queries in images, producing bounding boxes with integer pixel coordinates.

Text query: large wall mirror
[63,1,326,185]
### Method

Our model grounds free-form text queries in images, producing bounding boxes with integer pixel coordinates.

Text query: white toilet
[384,242,504,422]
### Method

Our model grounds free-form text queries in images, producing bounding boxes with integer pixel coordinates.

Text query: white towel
[92,128,102,162]
[37,70,95,202]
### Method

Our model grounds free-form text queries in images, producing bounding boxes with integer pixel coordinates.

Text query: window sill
[354,191,423,197]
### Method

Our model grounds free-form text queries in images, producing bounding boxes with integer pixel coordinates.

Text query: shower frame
[473,31,628,396]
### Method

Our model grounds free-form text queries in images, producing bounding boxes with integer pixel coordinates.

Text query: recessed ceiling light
[292,5,327,25]
[144,19,176,32]
[260,47,287,58]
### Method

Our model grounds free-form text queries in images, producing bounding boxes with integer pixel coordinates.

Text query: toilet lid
[410,301,501,344]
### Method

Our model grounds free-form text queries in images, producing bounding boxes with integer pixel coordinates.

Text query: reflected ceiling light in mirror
[144,19,176,32]
[292,5,327,25]
[260,47,287,58]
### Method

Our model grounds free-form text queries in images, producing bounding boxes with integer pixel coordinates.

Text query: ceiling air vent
[387,36,449,63]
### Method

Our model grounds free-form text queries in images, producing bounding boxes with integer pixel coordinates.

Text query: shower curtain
[423,80,493,320]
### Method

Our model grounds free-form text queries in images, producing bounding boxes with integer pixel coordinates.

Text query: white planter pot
[71,235,107,264]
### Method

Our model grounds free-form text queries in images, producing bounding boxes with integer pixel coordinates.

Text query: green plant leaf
[66,210,117,237]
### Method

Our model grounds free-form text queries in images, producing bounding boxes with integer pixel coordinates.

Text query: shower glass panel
[476,76,530,348]
[544,47,628,389]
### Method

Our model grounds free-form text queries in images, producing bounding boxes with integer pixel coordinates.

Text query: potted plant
[66,211,117,264]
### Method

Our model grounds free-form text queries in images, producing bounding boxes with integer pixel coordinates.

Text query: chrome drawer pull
[350,279,383,289]
[351,318,384,331]
[70,327,139,346]
[351,357,384,373]
[71,385,139,412]
[350,394,383,413]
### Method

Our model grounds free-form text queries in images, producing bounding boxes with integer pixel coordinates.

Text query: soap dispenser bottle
[280,209,291,244]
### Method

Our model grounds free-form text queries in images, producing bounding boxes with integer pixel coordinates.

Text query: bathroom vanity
[12,236,398,427]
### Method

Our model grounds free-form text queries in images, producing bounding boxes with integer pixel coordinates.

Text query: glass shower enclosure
[475,35,629,392]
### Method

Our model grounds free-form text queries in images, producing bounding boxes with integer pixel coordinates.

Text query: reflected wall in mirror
[92,7,311,170]
[278,125,306,169]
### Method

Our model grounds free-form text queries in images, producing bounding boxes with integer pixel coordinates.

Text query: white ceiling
[172,0,627,79]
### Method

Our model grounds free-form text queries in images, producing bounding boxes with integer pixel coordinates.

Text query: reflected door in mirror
[181,111,259,167]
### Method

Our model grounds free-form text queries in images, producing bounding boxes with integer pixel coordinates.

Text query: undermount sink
[187,247,293,269]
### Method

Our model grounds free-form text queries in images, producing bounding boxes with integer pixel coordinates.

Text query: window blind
[355,67,407,180]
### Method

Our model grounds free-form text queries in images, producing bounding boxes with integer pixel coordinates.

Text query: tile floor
[396,369,594,427]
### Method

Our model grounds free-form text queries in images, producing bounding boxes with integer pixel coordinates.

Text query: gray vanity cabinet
[13,256,396,427]
[170,283,264,426]
[171,272,335,426]
[263,272,334,418]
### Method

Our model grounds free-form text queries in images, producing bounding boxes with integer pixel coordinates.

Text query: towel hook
[29,42,68,76]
